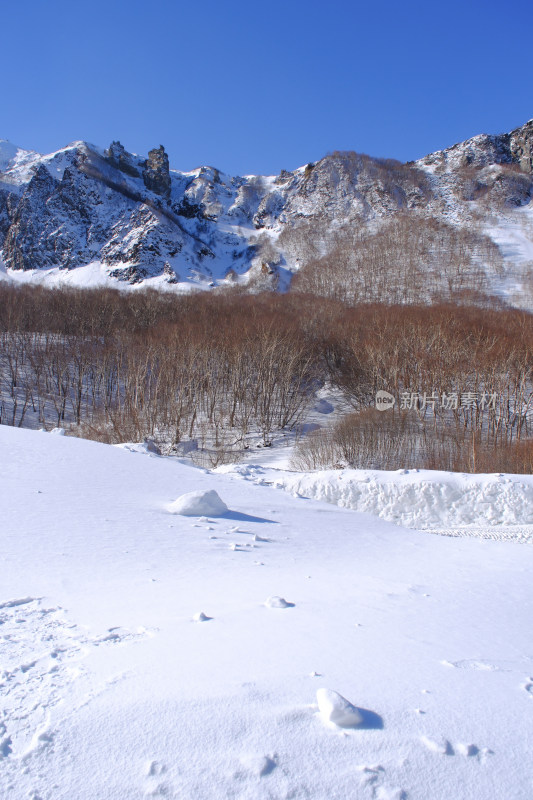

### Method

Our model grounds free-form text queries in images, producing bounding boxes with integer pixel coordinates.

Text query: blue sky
[2,0,532,175]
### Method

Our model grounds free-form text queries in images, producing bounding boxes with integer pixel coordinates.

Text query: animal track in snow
[91,626,154,646]
[522,678,533,695]
[265,596,294,609]
[421,735,454,755]
[421,735,489,761]
[143,760,173,797]
[456,743,480,757]
[356,765,406,799]
[0,598,85,758]
[146,760,167,777]
[440,658,500,672]
[0,596,155,759]
[237,753,278,778]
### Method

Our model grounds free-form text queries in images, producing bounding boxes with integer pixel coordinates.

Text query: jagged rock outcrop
[0,188,13,246]
[509,120,533,173]
[105,141,141,178]
[2,165,93,272]
[142,145,171,197]
[419,120,533,175]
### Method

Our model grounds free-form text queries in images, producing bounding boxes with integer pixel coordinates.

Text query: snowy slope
[0,140,41,179]
[1,426,533,799]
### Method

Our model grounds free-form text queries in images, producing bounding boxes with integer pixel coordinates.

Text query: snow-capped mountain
[0,120,532,304]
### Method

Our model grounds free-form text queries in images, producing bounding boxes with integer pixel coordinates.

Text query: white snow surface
[1,426,533,799]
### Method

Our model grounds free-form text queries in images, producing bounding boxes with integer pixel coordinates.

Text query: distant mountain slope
[0,122,532,306]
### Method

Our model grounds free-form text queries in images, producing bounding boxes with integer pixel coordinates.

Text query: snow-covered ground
[2,426,533,799]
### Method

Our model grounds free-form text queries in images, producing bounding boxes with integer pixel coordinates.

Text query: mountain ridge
[0,120,532,306]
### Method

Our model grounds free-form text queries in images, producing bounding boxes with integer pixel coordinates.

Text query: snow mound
[168,489,228,517]
[316,688,363,728]
[192,611,211,622]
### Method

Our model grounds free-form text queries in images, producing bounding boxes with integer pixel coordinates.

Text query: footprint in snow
[91,626,156,646]
[356,766,406,799]
[421,736,491,760]
[264,596,294,609]
[146,760,166,777]
[143,759,170,797]
[421,735,454,755]
[522,678,533,695]
[440,659,499,671]
[456,743,480,757]
[375,787,407,800]
[0,596,156,758]
[237,753,277,778]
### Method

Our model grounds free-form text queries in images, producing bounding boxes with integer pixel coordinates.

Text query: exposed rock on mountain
[142,145,171,198]
[0,122,532,306]
[105,141,141,178]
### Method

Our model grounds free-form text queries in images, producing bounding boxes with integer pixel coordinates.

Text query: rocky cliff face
[0,121,532,306]
[142,145,171,197]
[510,120,533,173]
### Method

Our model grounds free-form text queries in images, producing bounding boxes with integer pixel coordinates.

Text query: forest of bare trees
[290,215,504,305]
[0,283,532,471]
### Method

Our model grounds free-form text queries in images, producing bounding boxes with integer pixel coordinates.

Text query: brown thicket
[0,284,531,471]
[290,214,503,306]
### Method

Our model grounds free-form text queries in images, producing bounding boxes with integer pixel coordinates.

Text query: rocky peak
[105,141,140,178]
[509,119,533,173]
[418,119,533,175]
[142,145,171,197]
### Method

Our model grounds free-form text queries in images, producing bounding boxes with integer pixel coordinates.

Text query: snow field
[1,426,533,798]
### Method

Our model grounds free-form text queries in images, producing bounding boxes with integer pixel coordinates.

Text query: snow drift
[217,463,533,536]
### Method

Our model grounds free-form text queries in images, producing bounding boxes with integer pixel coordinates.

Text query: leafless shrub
[292,409,533,474]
